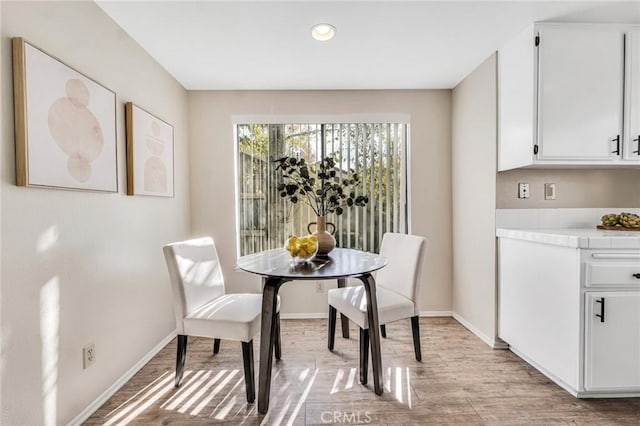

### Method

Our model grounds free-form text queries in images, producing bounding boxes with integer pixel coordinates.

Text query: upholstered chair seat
[328,286,415,330]
[327,232,427,384]
[163,237,281,403]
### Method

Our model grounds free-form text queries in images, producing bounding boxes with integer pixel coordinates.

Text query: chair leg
[380,324,387,338]
[341,314,350,338]
[359,328,369,385]
[411,316,422,362]
[328,306,337,351]
[213,338,221,355]
[337,278,350,339]
[274,312,282,360]
[242,340,255,403]
[175,335,188,387]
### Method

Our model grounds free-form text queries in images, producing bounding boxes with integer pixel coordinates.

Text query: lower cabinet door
[584,292,640,391]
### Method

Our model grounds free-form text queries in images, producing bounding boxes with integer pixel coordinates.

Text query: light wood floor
[85,317,640,425]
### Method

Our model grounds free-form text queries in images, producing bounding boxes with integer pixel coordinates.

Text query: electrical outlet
[316,281,323,293]
[518,182,530,199]
[544,183,556,200]
[83,343,95,369]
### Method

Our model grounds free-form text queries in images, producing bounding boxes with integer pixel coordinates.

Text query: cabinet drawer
[585,262,640,287]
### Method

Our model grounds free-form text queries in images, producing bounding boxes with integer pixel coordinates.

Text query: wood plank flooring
[84,317,640,425]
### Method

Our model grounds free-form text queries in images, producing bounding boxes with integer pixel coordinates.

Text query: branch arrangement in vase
[274,156,369,216]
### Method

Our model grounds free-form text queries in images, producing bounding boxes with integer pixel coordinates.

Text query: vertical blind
[236,122,407,256]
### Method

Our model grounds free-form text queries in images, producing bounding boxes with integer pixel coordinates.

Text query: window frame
[233,115,413,258]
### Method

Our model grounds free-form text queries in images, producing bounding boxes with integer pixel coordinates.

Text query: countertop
[496,228,640,249]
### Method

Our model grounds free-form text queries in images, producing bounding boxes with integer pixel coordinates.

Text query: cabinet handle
[611,135,620,155]
[591,253,640,259]
[595,298,605,323]
[633,273,640,279]
[633,136,640,155]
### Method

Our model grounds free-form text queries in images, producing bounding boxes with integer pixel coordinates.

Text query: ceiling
[97,1,640,90]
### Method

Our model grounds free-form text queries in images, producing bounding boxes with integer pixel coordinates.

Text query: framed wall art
[125,102,174,197]
[12,37,117,192]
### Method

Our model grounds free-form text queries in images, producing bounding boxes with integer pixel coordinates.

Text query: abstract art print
[125,102,174,197]
[12,38,117,192]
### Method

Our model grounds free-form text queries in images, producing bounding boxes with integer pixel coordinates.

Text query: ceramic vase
[307,216,336,256]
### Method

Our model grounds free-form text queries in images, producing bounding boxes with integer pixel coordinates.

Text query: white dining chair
[327,232,426,384]
[163,237,281,403]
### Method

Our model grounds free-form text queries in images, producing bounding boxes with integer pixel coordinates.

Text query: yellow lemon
[286,236,299,252]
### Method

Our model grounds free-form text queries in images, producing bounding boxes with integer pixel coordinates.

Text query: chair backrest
[376,233,427,313]
[163,237,226,332]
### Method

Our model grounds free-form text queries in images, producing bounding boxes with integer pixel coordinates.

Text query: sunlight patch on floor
[284,367,318,426]
[179,370,238,414]
[259,367,319,426]
[384,366,412,407]
[162,370,209,410]
[201,375,243,417]
[96,362,414,424]
[106,372,172,418]
[330,368,345,394]
[104,373,174,426]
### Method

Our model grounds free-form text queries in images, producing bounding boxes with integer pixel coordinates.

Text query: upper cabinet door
[624,29,640,161]
[537,27,624,160]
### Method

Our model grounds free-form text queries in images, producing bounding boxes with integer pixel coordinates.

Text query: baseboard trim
[419,310,453,317]
[280,312,328,319]
[508,345,578,397]
[67,330,177,426]
[493,337,509,350]
[281,311,453,320]
[452,313,503,349]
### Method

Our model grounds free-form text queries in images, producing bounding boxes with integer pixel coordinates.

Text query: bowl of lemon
[285,235,319,265]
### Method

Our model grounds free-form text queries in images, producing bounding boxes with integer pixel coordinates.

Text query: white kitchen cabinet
[498,238,581,392]
[624,29,640,161]
[584,292,640,391]
[498,231,640,397]
[498,23,640,170]
[537,26,623,161]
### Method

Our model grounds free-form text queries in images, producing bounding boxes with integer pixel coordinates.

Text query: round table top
[236,248,387,280]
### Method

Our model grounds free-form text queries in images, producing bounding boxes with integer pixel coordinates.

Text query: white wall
[0,1,4,419]
[188,90,452,315]
[451,54,498,345]
[497,168,640,208]
[1,2,190,424]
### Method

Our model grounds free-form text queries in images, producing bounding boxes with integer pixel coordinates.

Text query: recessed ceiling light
[311,23,336,41]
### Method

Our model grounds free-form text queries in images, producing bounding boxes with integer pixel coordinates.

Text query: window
[236,122,407,256]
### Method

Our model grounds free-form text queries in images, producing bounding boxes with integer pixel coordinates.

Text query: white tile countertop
[496,228,640,249]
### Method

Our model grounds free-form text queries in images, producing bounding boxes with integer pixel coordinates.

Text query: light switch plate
[544,183,556,200]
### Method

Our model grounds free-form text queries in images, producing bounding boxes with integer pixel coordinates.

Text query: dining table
[236,247,388,414]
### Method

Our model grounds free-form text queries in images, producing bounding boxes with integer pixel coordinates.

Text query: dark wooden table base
[258,273,383,414]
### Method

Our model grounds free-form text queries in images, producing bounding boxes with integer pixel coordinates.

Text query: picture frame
[12,37,118,192]
[125,102,174,197]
